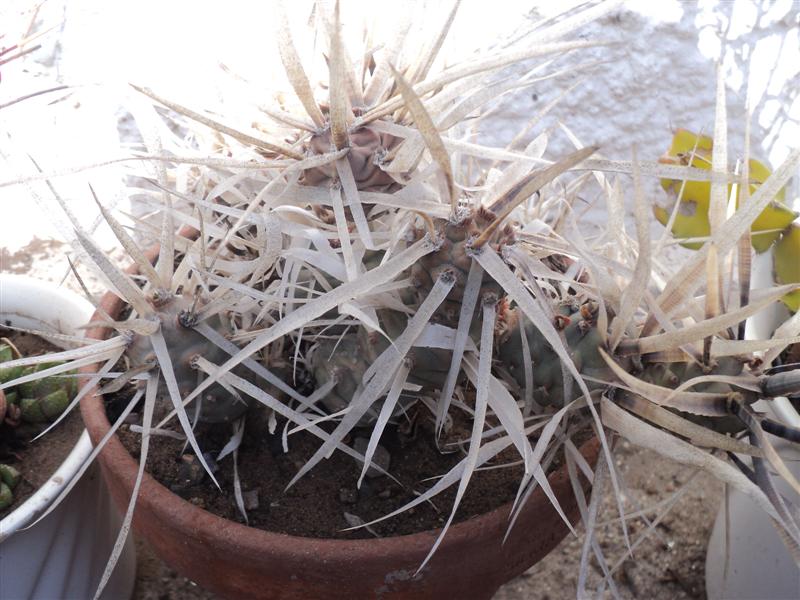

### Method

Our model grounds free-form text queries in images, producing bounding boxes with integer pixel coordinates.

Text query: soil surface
[0,327,84,516]
[130,440,721,599]
[117,405,529,539]
[127,440,721,599]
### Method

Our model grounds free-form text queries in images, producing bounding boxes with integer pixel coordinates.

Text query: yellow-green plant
[656,128,800,311]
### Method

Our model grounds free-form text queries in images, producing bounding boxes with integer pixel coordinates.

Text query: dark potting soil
[0,327,84,516]
[116,401,537,539]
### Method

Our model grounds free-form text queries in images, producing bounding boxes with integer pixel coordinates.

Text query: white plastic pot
[0,274,135,600]
[705,252,800,600]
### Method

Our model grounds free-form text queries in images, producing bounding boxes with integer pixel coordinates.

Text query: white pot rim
[0,274,96,541]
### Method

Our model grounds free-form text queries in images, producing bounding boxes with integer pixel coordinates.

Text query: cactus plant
[3,2,800,597]
[0,339,77,512]
[0,343,75,426]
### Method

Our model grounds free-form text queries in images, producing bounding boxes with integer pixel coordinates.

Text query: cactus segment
[0,464,21,489]
[20,388,70,423]
[0,344,13,362]
[410,207,514,328]
[309,330,380,418]
[0,344,24,383]
[303,126,402,193]
[0,352,76,425]
[0,482,12,510]
[498,302,615,407]
[126,294,254,423]
[656,128,795,252]
[18,363,76,399]
[496,300,751,434]
[774,224,800,312]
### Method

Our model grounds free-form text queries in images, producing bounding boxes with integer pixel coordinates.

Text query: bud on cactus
[309,321,453,423]
[499,302,614,407]
[0,464,20,511]
[309,330,379,418]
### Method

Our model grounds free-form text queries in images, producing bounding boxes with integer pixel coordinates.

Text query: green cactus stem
[498,301,617,408]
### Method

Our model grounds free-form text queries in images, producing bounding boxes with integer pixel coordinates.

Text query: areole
[78,230,600,599]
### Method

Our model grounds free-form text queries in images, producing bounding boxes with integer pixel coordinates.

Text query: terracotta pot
[79,234,600,599]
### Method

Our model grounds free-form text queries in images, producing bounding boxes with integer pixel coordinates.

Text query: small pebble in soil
[338,487,358,505]
[352,437,390,478]
[171,454,208,492]
[265,432,284,457]
[359,480,376,499]
[243,489,260,510]
[343,512,379,537]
